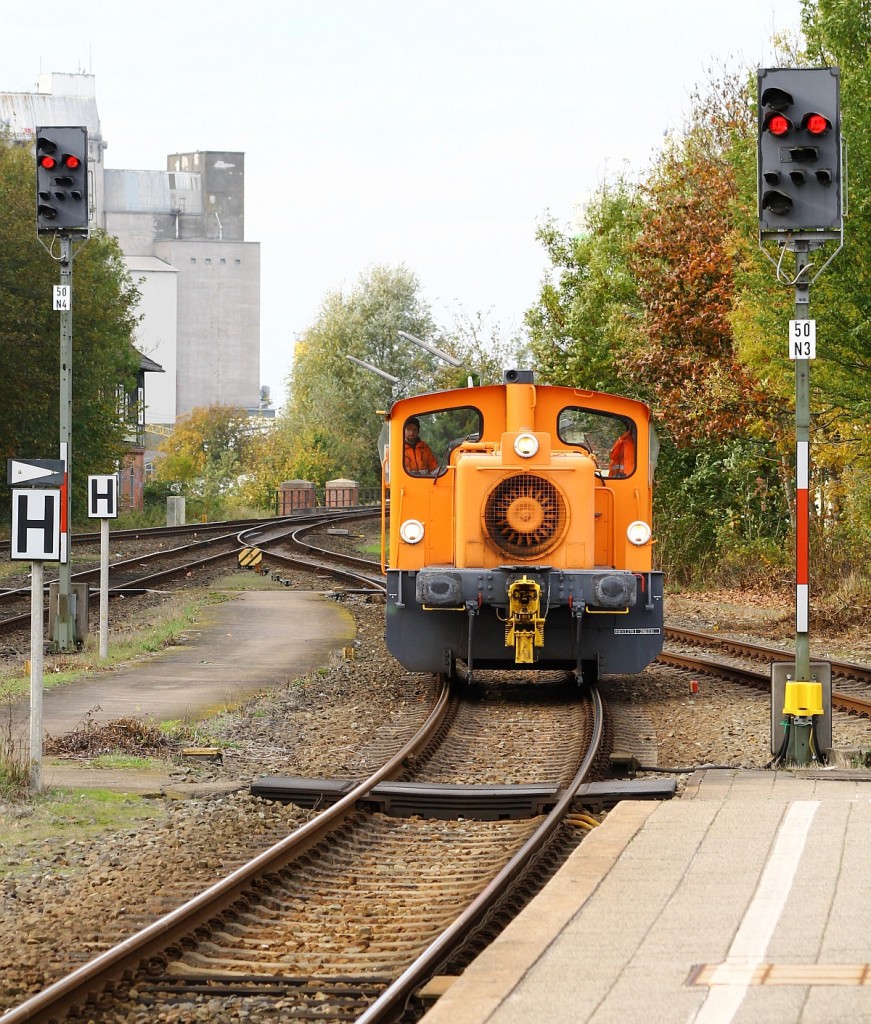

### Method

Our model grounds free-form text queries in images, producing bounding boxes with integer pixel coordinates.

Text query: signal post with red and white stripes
[757,67,842,767]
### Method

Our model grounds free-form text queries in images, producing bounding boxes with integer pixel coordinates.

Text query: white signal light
[514,433,539,458]
[627,520,652,546]
[399,519,424,544]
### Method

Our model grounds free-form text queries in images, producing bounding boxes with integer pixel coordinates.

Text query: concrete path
[7,590,355,793]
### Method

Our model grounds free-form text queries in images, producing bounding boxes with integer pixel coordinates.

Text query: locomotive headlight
[399,519,425,544]
[514,432,539,458]
[627,520,652,546]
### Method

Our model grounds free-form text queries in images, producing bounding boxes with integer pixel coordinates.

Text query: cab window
[402,406,482,477]
[558,408,637,478]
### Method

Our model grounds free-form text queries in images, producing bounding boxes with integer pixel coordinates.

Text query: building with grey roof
[0,72,262,426]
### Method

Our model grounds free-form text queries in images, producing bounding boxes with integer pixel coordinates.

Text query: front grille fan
[483,474,567,558]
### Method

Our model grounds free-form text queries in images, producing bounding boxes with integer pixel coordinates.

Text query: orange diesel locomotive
[381,370,663,683]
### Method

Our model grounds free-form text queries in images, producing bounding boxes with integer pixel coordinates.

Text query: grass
[88,754,166,770]
[0,788,164,878]
[0,714,30,802]
[214,570,288,591]
[0,591,231,700]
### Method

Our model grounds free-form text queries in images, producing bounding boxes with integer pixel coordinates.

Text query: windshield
[558,407,637,478]
[402,406,483,477]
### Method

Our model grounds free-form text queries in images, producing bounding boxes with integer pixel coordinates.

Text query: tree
[153,405,253,516]
[525,70,796,580]
[281,265,440,487]
[0,137,141,521]
[438,306,527,387]
[235,426,296,511]
[526,178,645,395]
[623,70,781,445]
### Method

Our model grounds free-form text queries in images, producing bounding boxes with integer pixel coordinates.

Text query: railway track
[0,509,382,643]
[1,676,605,1023]
[242,514,385,591]
[661,626,871,718]
[3,525,868,1020]
[0,514,337,556]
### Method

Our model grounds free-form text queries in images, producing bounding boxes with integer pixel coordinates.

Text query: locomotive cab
[382,371,663,682]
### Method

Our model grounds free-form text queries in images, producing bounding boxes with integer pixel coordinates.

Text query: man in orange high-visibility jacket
[609,429,635,477]
[403,417,438,475]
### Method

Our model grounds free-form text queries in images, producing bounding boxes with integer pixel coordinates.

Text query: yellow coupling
[783,681,824,717]
[504,576,545,664]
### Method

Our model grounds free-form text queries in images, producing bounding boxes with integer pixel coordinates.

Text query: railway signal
[36,126,89,234]
[758,68,844,767]
[757,67,841,242]
[34,126,91,650]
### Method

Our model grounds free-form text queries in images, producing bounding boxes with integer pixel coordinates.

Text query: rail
[0,679,451,1024]
[357,684,605,1023]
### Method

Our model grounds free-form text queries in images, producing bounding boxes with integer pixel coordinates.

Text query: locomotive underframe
[385,566,664,679]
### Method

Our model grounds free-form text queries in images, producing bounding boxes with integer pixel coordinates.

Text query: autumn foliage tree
[152,405,256,517]
[627,125,776,443]
[527,70,804,583]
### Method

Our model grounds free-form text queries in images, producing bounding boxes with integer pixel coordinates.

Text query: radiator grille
[483,474,567,558]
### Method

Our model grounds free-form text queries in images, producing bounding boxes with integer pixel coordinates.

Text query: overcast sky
[7,0,803,405]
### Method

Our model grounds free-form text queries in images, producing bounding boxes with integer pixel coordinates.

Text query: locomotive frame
[381,370,663,683]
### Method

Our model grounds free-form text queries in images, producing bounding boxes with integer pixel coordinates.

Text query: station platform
[422,769,871,1024]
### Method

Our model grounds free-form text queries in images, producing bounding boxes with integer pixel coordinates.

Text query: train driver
[403,417,439,475]
[609,427,636,478]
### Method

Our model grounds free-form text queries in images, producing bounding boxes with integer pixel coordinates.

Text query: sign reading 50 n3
[789,319,817,360]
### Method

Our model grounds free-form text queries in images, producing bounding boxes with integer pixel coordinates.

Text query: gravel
[1,580,869,1014]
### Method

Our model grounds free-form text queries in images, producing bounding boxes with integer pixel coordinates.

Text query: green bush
[653,438,788,587]
[714,535,791,589]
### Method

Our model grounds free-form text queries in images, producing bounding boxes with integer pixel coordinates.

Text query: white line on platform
[690,800,820,1024]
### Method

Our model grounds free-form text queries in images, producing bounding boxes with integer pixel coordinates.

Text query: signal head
[761,190,794,216]
[35,126,89,234]
[757,67,841,240]
[802,112,831,135]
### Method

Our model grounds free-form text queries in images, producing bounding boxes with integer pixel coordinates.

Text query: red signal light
[804,113,830,135]
[40,154,57,170]
[766,113,790,137]
[62,154,81,169]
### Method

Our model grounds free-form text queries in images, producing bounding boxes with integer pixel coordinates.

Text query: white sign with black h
[11,488,62,561]
[88,474,119,519]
